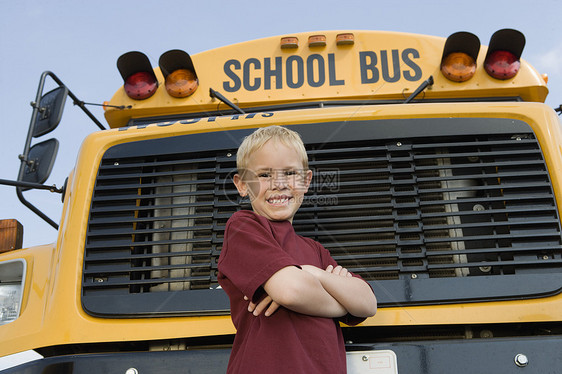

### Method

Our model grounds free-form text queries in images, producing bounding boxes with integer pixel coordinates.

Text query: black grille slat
[83,275,212,288]
[94,179,218,191]
[418,182,551,195]
[91,189,216,203]
[88,213,215,225]
[419,195,553,207]
[423,232,560,243]
[428,259,562,271]
[94,169,216,181]
[422,206,557,217]
[423,218,559,231]
[425,245,561,256]
[82,120,562,316]
[413,148,542,160]
[86,225,214,237]
[86,237,213,249]
[83,262,211,275]
[89,201,218,213]
[85,249,212,262]
[418,170,548,182]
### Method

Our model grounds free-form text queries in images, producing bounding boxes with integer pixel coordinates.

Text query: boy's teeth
[269,197,289,204]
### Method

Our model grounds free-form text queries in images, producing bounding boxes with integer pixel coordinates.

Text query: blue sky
[1,0,562,248]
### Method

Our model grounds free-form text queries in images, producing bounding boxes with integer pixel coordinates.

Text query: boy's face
[233,140,312,222]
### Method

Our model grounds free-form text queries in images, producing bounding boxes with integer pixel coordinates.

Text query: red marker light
[484,50,520,80]
[124,71,158,99]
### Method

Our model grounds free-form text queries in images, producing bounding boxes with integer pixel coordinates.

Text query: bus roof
[104,30,548,128]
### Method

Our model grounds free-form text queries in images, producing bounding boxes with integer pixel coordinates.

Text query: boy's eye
[258,172,271,178]
[285,170,297,176]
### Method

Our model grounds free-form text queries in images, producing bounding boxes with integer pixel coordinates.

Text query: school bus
[1,29,561,373]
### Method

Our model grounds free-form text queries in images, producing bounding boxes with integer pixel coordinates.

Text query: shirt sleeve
[218,212,300,302]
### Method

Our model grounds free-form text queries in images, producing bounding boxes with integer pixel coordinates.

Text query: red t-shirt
[218,210,365,373]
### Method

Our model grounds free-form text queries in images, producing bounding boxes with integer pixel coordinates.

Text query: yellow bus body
[104,30,548,127]
[1,29,561,373]
[3,102,562,354]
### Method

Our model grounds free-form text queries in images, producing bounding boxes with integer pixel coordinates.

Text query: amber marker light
[441,52,477,82]
[280,37,299,49]
[308,35,326,47]
[336,33,354,45]
[165,69,198,98]
[159,49,199,98]
[440,31,480,83]
[0,219,23,252]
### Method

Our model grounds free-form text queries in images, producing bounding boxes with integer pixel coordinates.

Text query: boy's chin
[256,209,296,222]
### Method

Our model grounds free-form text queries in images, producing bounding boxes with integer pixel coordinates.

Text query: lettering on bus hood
[119,112,274,131]
[222,49,422,92]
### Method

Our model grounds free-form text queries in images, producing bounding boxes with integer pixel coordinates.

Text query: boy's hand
[244,295,280,317]
[325,264,353,277]
[302,264,353,278]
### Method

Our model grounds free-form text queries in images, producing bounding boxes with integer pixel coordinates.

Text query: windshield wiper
[404,76,434,103]
[209,88,245,114]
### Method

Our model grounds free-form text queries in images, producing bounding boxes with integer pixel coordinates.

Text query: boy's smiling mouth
[267,194,293,205]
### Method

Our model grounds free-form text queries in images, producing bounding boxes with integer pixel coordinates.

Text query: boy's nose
[272,172,289,188]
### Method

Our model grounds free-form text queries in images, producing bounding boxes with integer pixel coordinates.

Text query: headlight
[0,259,26,325]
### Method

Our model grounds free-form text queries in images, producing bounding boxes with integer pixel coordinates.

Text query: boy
[217,125,377,373]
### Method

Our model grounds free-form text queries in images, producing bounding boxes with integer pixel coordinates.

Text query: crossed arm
[248,264,377,319]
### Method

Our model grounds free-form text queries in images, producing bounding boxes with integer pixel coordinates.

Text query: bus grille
[82,119,562,316]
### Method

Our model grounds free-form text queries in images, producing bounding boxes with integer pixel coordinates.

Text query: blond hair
[236,126,309,173]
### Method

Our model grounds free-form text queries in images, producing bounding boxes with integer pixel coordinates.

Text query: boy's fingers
[264,301,280,317]
[327,265,352,277]
[252,295,273,316]
[245,295,258,313]
[247,301,257,313]
[333,265,343,275]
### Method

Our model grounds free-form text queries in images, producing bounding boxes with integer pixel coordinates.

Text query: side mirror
[11,71,105,230]
[33,86,68,137]
[19,138,59,190]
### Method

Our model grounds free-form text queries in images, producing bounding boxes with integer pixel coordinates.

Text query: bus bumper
[0,349,230,374]
[347,335,562,373]
[3,335,562,373]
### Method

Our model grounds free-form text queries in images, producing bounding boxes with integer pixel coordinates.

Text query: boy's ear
[233,173,248,197]
[303,169,313,191]
[305,169,313,186]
